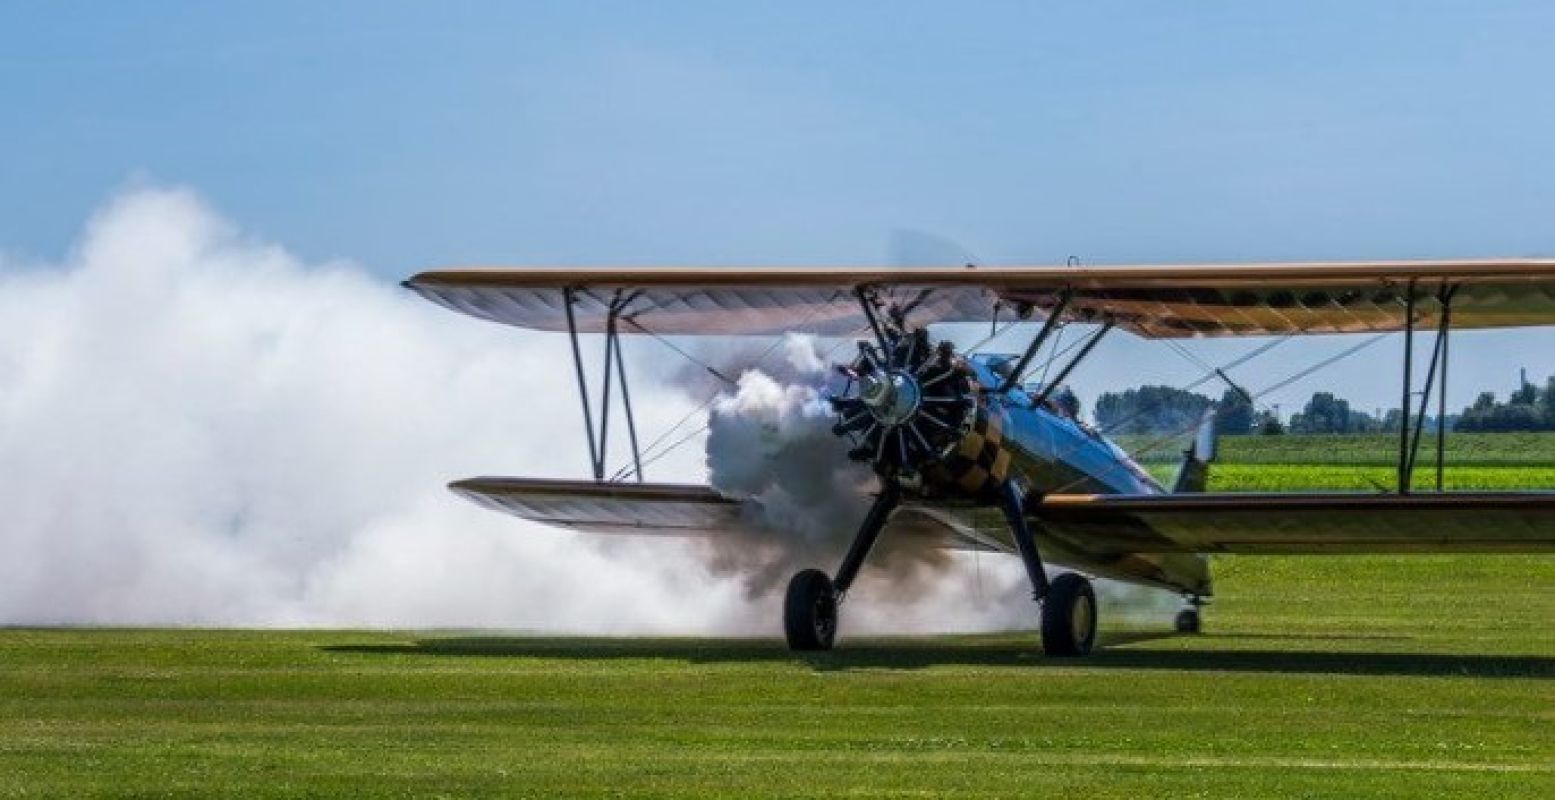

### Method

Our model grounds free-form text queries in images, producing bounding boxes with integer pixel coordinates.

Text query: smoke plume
[695,340,964,601]
[0,185,1176,636]
[0,186,1055,633]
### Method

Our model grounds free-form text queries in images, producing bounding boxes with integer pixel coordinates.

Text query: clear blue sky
[3,1,1553,412]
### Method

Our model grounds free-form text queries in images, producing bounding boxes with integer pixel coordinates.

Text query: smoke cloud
[0,186,1178,636]
[0,186,1076,634]
[0,186,752,630]
[696,341,965,602]
[706,368,868,541]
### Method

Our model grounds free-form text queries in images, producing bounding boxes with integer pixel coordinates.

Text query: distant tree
[1094,386,1213,435]
[1254,411,1285,435]
[1347,409,1382,433]
[1457,382,1553,432]
[1215,388,1254,436]
[1289,392,1357,434]
[1461,402,1542,432]
[1283,392,1394,434]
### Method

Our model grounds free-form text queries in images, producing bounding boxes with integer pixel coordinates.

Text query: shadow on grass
[323,633,1555,678]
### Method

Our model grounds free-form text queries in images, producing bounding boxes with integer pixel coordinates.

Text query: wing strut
[853,286,890,350]
[1435,287,1454,491]
[1032,321,1114,406]
[1396,284,1455,494]
[1396,285,1415,493]
[563,288,645,483]
[998,290,1071,393]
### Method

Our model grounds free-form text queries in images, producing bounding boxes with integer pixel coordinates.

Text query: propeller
[827,327,978,481]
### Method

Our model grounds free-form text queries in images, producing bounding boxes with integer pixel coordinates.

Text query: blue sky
[3,1,1553,413]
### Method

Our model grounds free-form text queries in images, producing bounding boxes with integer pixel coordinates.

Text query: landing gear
[1000,484,1095,657]
[1175,595,1204,634]
[783,483,901,652]
[1041,572,1098,657]
[783,570,837,650]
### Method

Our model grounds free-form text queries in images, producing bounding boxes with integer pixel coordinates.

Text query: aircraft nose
[859,374,894,410]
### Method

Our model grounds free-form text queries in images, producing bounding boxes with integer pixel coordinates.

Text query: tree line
[1091,375,1555,435]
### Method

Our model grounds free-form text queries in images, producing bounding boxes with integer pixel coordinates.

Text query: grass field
[1122,431,1555,466]
[3,553,1553,798]
[4,442,1552,798]
[1131,431,1555,491]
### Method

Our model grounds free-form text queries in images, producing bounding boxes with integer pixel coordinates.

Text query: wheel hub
[858,370,922,427]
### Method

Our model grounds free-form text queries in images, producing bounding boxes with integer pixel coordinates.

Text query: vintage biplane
[404,260,1555,656]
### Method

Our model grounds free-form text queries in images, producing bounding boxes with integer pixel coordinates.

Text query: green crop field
[1140,464,1555,492]
[3,453,1552,798]
[1130,431,1555,491]
[1120,431,1555,466]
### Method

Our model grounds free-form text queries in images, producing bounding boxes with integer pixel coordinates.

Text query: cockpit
[969,353,1082,422]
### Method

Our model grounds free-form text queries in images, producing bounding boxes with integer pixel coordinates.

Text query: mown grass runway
[3,553,1552,798]
[3,438,1553,798]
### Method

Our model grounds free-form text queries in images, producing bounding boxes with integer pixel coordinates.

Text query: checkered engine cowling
[922,400,1014,499]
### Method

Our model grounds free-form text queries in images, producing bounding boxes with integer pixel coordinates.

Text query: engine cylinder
[828,328,1003,495]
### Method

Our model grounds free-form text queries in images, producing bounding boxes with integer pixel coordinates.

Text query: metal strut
[854,286,890,351]
[1397,284,1455,494]
[562,289,645,483]
[999,482,1051,601]
[1397,285,1416,494]
[832,481,902,599]
[1032,322,1114,407]
[1404,286,1456,489]
[1435,285,1456,492]
[999,291,1071,394]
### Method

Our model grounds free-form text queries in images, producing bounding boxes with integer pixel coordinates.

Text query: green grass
[1126,431,1555,491]
[1208,464,1555,492]
[1140,464,1555,492]
[3,455,1553,797]
[3,553,1554,798]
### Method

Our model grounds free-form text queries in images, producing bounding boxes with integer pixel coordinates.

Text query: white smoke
[0,185,1176,636]
[705,366,869,540]
[0,186,751,630]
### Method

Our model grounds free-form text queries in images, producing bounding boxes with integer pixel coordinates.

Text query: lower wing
[1035,493,1555,554]
[449,477,1006,551]
[454,477,1555,553]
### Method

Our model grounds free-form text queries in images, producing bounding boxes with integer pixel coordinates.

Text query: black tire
[1174,609,1202,634]
[784,569,838,651]
[1041,572,1098,657]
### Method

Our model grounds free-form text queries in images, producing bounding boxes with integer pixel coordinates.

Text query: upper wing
[1035,492,1555,554]
[405,260,1555,338]
[406,268,999,337]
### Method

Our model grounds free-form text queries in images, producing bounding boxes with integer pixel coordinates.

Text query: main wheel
[1041,572,1098,657]
[784,569,838,651]
[1174,608,1202,634]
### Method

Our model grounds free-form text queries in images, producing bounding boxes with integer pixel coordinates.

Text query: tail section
[1170,409,1217,494]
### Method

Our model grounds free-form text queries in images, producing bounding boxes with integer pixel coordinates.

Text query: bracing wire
[1047,332,1390,494]
[1086,336,1293,443]
[607,299,854,481]
[1036,324,1067,387]
[963,318,1023,355]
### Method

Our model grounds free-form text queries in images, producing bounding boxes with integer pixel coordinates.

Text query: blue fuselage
[963,355,1164,497]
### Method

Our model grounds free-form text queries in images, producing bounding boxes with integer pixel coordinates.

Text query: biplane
[404,260,1555,656]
